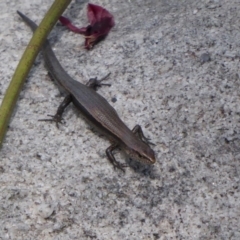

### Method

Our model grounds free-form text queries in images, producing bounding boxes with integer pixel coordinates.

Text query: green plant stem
[0,0,72,147]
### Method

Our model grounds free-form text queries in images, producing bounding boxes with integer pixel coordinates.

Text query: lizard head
[125,142,156,165]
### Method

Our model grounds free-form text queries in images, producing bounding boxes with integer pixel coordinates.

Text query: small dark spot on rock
[153,233,160,239]
[200,53,211,64]
[0,166,4,173]
[140,218,145,223]
[111,97,117,103]
[169,166,175,172]
[224,138,230,144]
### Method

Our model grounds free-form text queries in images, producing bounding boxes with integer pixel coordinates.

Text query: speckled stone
[0,0,240,239]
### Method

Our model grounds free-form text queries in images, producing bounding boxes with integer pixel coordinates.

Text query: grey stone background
[0,0,240,239]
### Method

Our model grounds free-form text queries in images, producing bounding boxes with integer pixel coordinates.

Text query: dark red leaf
[59,3,115,50]
[59,16,87,34]
[87,3,114,27]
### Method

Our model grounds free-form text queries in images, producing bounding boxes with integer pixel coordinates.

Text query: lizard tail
[17,11,38,32]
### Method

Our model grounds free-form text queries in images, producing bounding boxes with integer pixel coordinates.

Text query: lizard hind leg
[39,94,72,128]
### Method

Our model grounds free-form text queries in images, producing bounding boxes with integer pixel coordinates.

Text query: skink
[17,11,156,171]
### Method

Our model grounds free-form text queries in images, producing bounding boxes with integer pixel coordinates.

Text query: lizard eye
[137,153,144,159]
[132,151,146,162]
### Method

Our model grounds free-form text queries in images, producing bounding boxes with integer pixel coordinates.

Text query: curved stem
[0,0,72,147]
